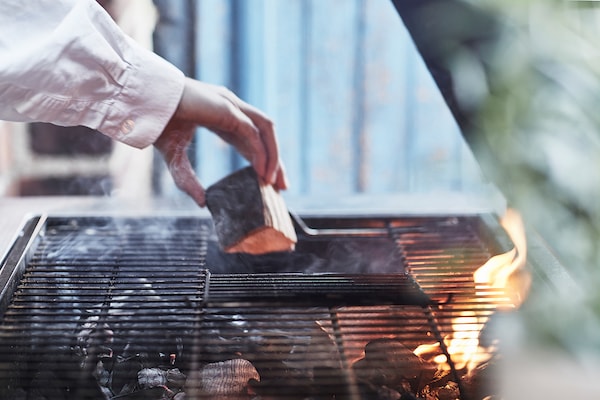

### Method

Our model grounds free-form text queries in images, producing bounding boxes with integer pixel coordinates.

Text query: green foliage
[458,0,600,359]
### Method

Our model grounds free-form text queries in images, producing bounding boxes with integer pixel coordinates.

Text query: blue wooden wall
[153,0,485,199]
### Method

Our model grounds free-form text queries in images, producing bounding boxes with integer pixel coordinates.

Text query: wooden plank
[362,0,412,192]
[185,0,486,198]
[236,0,265,109]
[305,0,361,195]
[231,0,276,174]
[262,0,308,195]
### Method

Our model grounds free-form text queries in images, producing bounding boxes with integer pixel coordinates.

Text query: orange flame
[414,208,531,374]
[474,208,531,309]
[414,311,492,373]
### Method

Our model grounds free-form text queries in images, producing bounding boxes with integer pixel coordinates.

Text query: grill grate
[0,214,510,399]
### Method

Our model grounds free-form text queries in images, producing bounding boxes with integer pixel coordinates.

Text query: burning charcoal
[75,315,114,378]
[167,368,187,390]
[111,352,143,395]
[138,367,168,389]
[356,381,405,400]
[376,385,403,400]
[241,324,346,399]
[435,381,460,400]
[29,355,107,400]
[98,385,113,400]
[188,358,260,399]
[29,369,68,400]
[136,367,185,399]
[400,393,418,400]
[461,358,500,400]
[205,166,297,255]
[93,358,111,388]
[353,339,436,396]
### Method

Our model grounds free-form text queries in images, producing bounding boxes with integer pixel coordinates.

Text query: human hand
[154,78,288,207]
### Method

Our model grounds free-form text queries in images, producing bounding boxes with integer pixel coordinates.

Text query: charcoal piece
[205,166,297,255]
[353,339,436,395]
[461,358,499,400]
[435,381,460,400]
[240,322,345,399]
[400,393,418,400]
[167,368,187,390]
[111,353,143,395]
[138,368,167,389]
[29,353,106,400]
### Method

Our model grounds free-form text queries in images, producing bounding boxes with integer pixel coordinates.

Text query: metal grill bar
[207,273,430,306]
[0,215,508,399]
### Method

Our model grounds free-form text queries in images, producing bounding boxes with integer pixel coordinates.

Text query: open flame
[474,208,531,309]
[414,208,531,374]
[413,312,492,373]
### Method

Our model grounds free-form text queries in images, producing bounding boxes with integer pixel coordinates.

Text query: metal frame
[0,214,46,318]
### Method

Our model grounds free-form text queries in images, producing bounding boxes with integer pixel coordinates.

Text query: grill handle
[289,212,392,237]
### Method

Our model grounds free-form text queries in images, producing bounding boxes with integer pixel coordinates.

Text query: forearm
[0,0,184,148]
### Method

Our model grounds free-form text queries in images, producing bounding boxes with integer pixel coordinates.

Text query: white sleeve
[0,0,185,148]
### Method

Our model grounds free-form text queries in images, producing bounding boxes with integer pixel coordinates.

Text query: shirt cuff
[99,37,185,149]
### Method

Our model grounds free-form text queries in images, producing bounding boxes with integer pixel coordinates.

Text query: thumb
[155,120,206,207]
[165,149,206,207]
[155,131,206,207]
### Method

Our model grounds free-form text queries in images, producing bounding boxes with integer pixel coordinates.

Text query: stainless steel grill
[0,213,512,399]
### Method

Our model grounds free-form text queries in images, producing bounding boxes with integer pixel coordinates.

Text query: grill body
[0,214,511,399]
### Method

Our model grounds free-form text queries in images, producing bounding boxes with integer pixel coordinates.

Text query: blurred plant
[453,0,600,361]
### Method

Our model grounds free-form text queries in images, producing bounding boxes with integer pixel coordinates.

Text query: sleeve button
[121,119,135,134]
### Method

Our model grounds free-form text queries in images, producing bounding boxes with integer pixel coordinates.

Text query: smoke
[205,235,404,275]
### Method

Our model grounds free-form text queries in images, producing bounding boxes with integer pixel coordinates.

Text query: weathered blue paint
[154,0,486,197]
[307,0,359,194]
[194,0,236,186]
[362,0,412,193]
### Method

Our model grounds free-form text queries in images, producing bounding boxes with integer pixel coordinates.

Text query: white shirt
[0,0,184,148]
